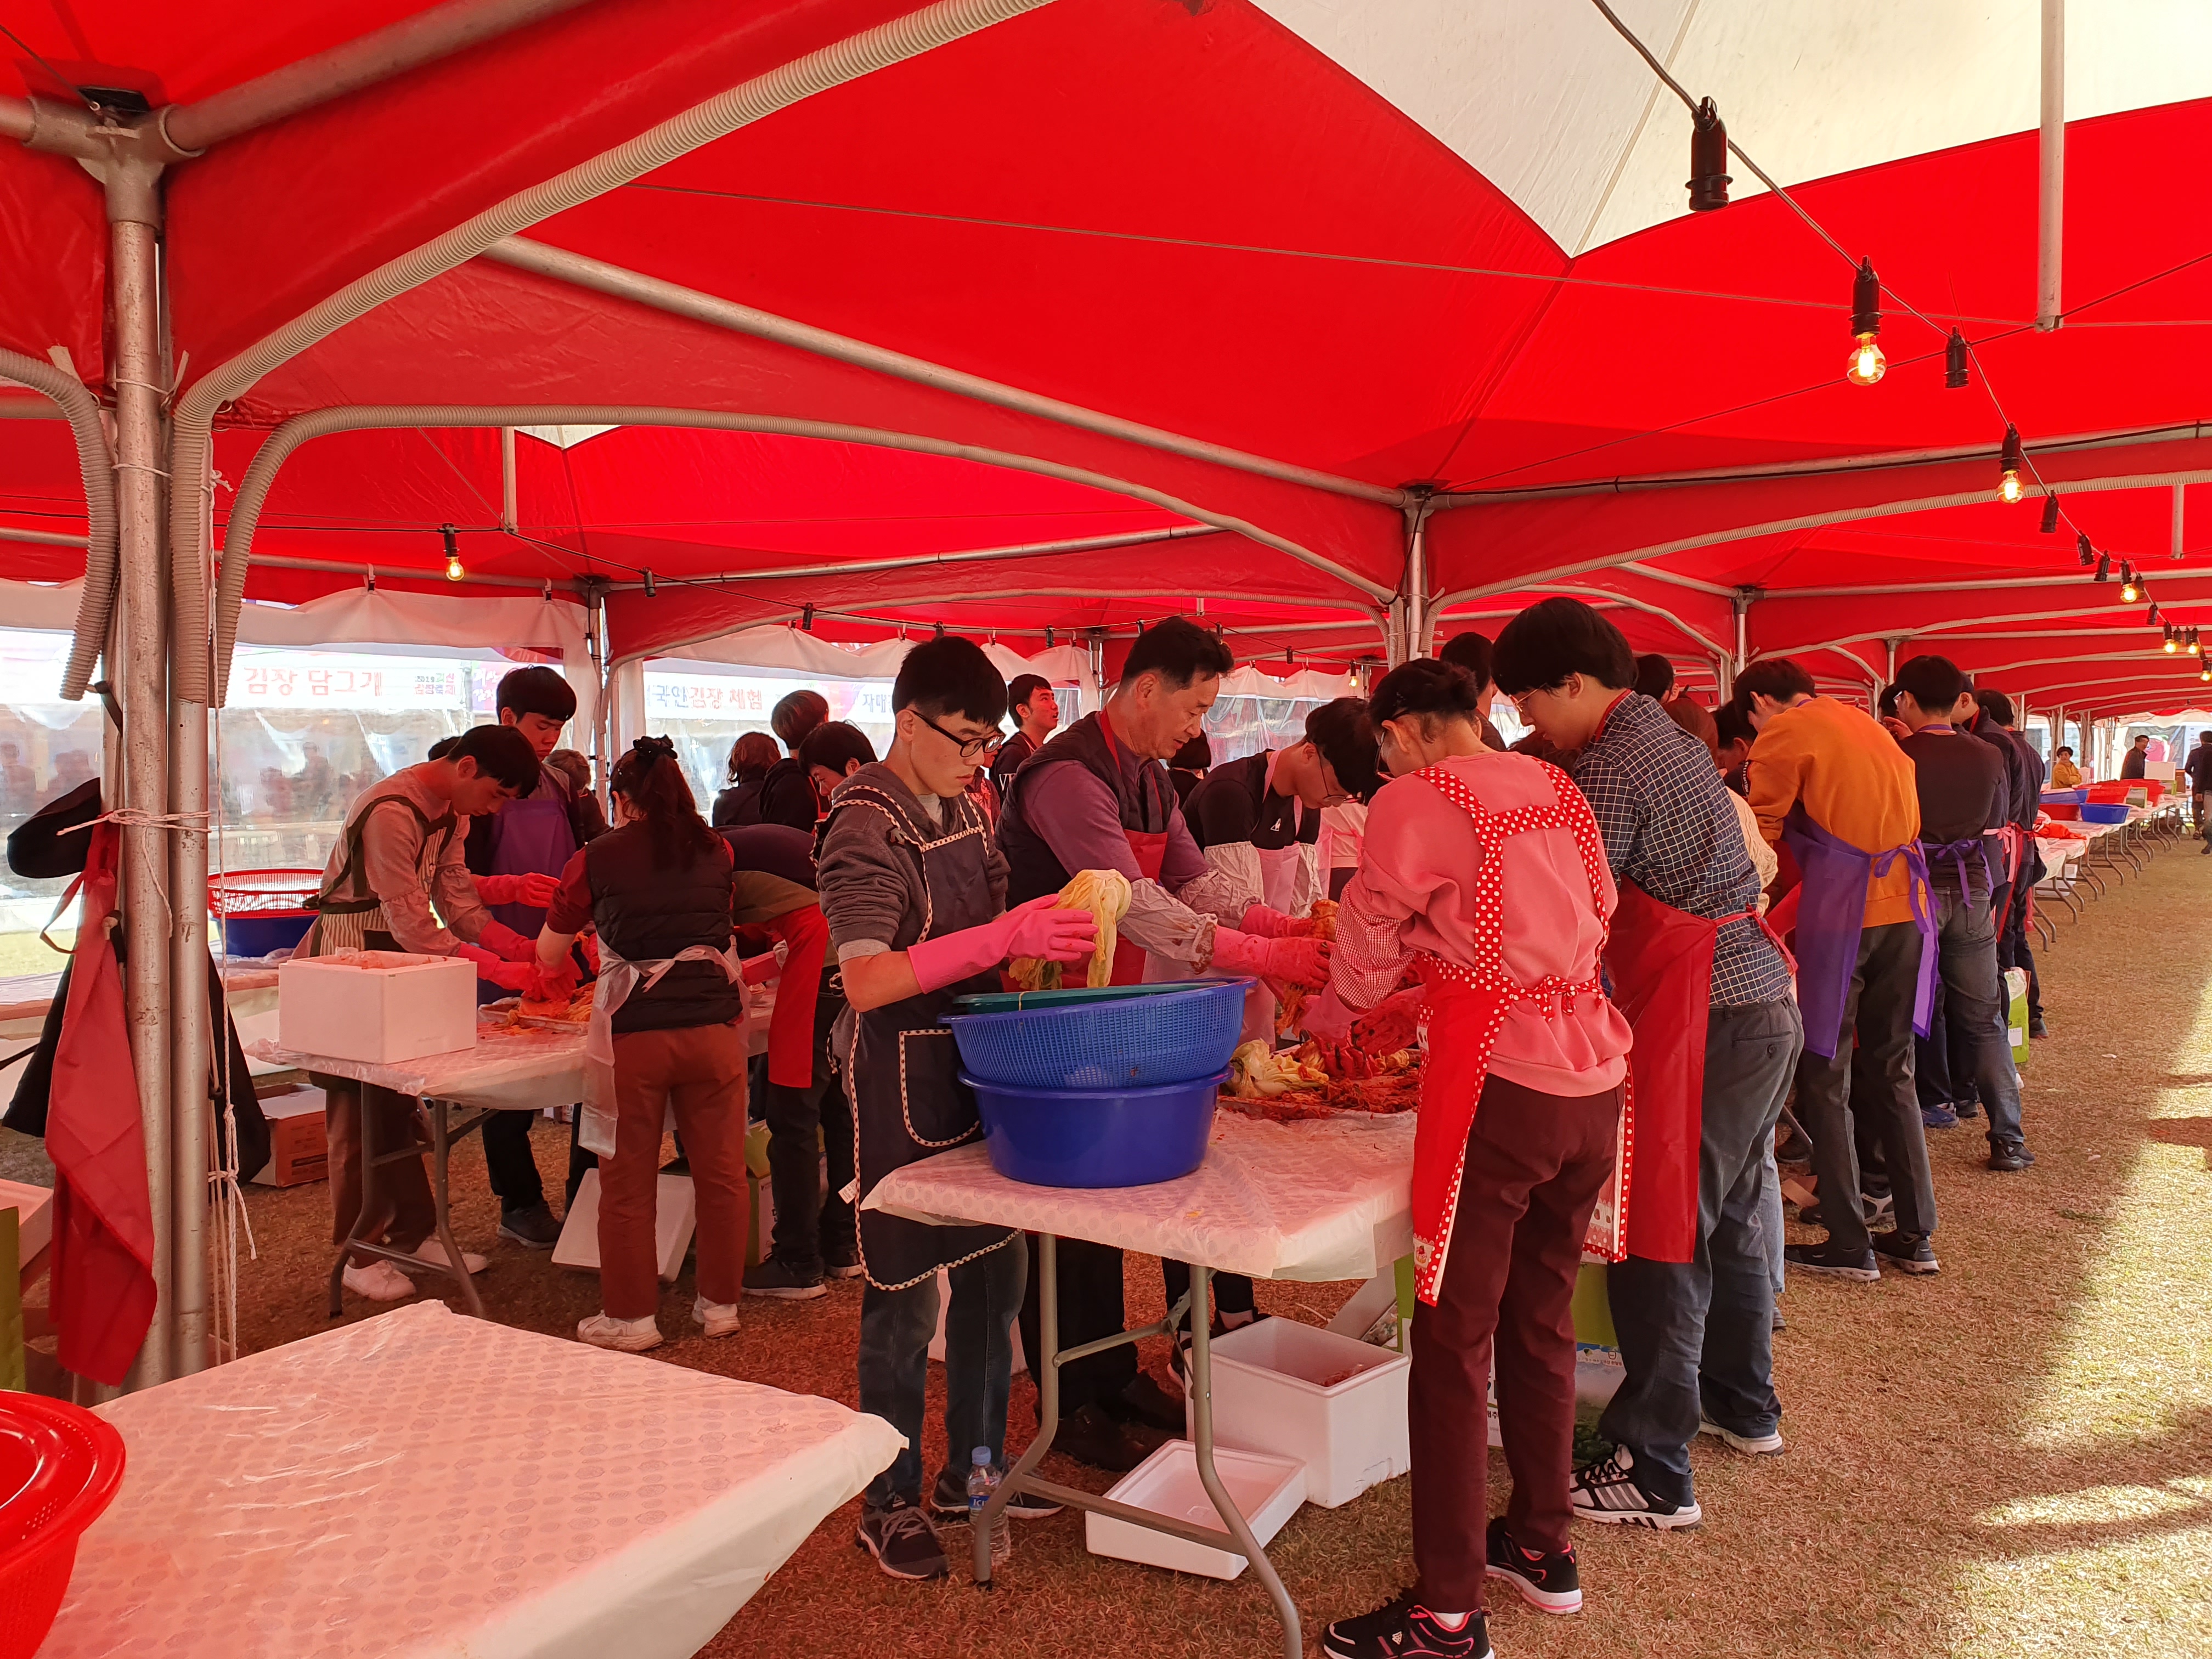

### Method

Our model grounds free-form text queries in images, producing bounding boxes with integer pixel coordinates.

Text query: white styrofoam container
[1085,1438,1306,1580]
[278,952,476,1063]
[551,1169,698,1283]
[0,1176,54,1262]
[1187,1318,1409,1508]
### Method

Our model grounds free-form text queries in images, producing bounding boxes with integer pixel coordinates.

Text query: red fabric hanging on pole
[47,819,156,1384]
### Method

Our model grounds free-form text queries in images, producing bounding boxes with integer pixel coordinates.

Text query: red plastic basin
[0,1395,126,1659]
[2041,801,2082,820]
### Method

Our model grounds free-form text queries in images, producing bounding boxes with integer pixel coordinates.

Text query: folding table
[38,1300,902,1659]
[865,1109,1417,1659]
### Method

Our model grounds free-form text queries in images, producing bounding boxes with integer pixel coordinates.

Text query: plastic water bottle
[966,1445,1012,1567]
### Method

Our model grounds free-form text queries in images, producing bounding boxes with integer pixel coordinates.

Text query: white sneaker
[693,1295,741,1338]
[342,1260,417,1302]
[577,1312,664,1352]
[1699,1419,1786,1455]
[404,1237,489,1276]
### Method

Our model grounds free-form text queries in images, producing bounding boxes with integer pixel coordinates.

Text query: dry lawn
[8,824,2211,1656]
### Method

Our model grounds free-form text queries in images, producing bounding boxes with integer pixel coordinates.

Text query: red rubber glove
[456,944,534,991]
[520,871,562,907]
[526,956,580,1003]
[741,952,782,985]
[1352,987,1424,1057]
[477,920,535,964]
[1210,928,1331,988]
[1239,903,1319,939]
[473,873,530,905]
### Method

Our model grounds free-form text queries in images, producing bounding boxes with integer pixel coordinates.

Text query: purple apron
[1781,806,1937,1059]
[486,785,578,937]
[1919,836,1990,898]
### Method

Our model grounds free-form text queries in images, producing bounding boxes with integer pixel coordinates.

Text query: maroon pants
[601,1023,751,1319]
[1412,1071,1623,1611]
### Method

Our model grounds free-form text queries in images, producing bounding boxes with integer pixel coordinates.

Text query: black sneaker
[1051,1402,1148,1473]
[496,1201,561,1249]
[1109,1372,1188,1434]
[1954,1096,1983,1120]
[1483,1516,1581,1613]
[1870,1231,1940,1274]
[742,1252,827,1301]
[1323,1592,1491,1659]
[1784,1239,1881,1282]
[854,1494,946,1581]
[821,1240,866,1280]
[1988,1142,2035,1172]
[2028,1015,2050,1040]
[1568,1443,1702,1530]
[927,1465,1063,1521]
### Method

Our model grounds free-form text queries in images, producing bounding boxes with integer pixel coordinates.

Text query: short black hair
[495,664,577,724]
[1006,674,1052,717]
[450,722,540,792]
[1492,598,1636,695]
[1437,630,1494,693]
[893,635,1008,724]
[797,720,877,775]
[1877,681,1903,719]
[771,689,831,749]
[1305,697,1379,801]
[2056,745,2075,756]
[1169,733,1212,771]
[1733,658,1817,708]
[427,734,460,761]
[2134,733,2151,743]
[1369,658,1481,729]
[1634,653,1676,699]
[1895,654,1966,715]
[1122,616,1232,690]
[1713,701,1755,751]
[1974,687,2016,728]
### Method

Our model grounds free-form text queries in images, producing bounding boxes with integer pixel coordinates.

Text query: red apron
[1406,763,1626,1306]
[46,820,157,1384]
[763,901,830,1089]
[1097,710,1169,987]
[1602,887,1791,1262]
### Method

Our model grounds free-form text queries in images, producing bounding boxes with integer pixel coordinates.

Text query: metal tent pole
[107,155,175,1390]
[1733,592,1753,669]
[169,436,213,1378]
[2036,0,2066,332]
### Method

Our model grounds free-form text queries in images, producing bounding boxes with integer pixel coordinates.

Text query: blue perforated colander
[944,977,1251,1090]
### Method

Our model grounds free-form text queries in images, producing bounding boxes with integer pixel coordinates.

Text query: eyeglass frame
[911,708,997,760]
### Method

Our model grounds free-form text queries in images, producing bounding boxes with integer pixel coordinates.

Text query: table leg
[329,1084,377,1318]
[978,1232,1057,1588]
[1188,1263,1302,1659]
[427,1101,486,1319]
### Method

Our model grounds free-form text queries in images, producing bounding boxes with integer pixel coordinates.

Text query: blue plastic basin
[218,913,314,956]
[944,978,1249,1090]
[964,1069,1224,1189]
[2079,802,2129,824]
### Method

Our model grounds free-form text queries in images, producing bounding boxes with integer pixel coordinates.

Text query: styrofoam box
[1086,1438,1306,1580]
[1186,1317,1409,1508]
[0,1176,54,1262]
[552,1168,698,1283]
[278,952,476,1063]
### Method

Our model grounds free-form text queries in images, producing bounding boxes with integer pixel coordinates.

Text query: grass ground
[6,826,2210,1656]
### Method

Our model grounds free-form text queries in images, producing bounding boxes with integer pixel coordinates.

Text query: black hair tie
[631,735,677,763]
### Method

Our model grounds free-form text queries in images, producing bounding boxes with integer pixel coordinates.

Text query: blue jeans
[858,1236,1027,1507]
[1600,997,1802,1504]
[1930,884,2027,1149]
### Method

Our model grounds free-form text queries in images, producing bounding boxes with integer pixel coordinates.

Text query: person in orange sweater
[1738,659,1939,1283]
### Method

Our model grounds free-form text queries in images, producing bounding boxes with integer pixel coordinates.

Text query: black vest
[997,712,1176,906]
[584,823,740,1032]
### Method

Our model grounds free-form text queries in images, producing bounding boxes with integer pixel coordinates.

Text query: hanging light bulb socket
[2040,494,2061,534]
[2078,533,2095,568]
[2095,551,2112,582]
[1996,426,2025,504]
[800,603,815,633]
[441,523,462,583]
[1945,328,1970,390]
[1045,625,1056,648]
[642,568,656,598]
[2164,623,2179,653]
[2149,601,2163,627]
[2121,562,2140,602]
[1687,97,1731,211]
[1846,258,1886,386]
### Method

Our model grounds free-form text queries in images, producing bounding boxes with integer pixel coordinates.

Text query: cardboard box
[251,1087,329,1187]
[278,951,476,1064]
[0,1176,53,1263]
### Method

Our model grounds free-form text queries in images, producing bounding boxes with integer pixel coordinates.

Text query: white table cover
[43,1302,902,1659]
[864,1109,1415,1284]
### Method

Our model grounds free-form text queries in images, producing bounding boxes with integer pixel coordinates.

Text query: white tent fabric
[1254,0,2212,252]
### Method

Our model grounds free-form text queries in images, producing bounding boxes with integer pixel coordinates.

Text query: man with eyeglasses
[995,616,1336,1470]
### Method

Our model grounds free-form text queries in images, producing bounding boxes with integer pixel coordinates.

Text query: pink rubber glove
[474,873,530,905]
[741,952,782,985]
[906,895,1098,995]
[1352,986,1425,1056]
[1210,927,1331,989]
[1239,903,1319,939]
[477,920,535,963]
[456,944,534,991]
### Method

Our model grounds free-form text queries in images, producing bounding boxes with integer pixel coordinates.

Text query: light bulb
[2122,572,2141,603]
[2166,635,2180,653]
[1846,334,1886,387]
[445,553,464,582]
[1997,469,2023,505]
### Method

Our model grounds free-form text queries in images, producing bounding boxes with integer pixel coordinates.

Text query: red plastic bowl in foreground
[0,1394,126,1659]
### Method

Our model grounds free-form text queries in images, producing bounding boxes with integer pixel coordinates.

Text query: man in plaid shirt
[1494,599,1802,1533]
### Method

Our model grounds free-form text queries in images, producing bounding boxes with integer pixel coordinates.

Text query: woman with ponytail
[535,735,761,1351]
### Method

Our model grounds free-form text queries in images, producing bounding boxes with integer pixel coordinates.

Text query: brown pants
[321,1079,436,1267]
[1412,1072,1623,1611]
[601,1023,751,1319]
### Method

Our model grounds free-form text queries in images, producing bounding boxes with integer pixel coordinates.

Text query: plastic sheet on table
[246,1019,586,1111]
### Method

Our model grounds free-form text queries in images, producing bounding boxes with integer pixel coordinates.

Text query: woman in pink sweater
[1310,659,1632,1659]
